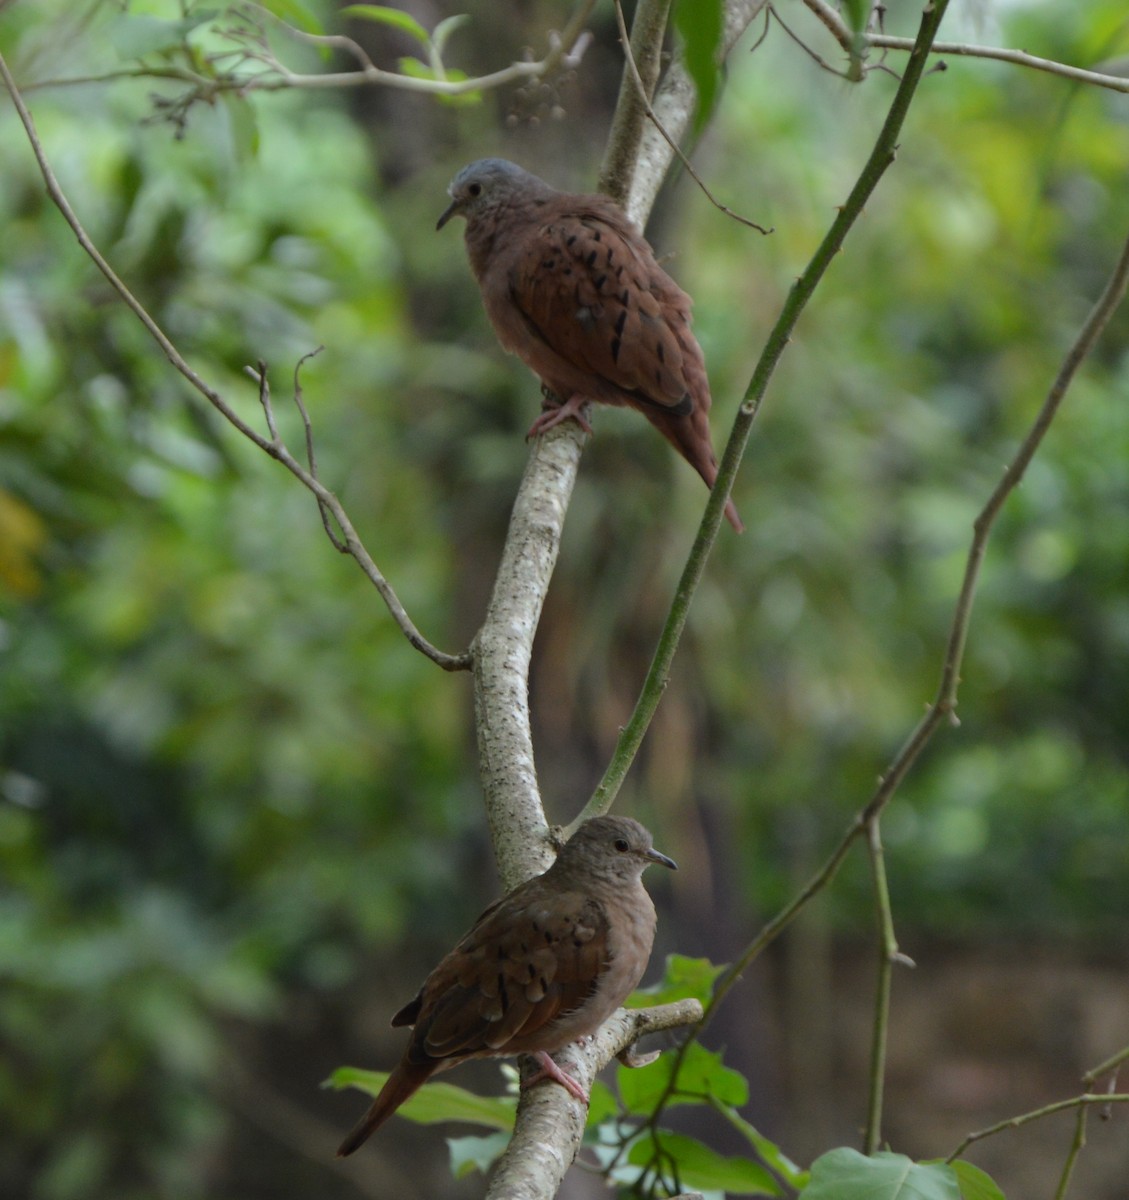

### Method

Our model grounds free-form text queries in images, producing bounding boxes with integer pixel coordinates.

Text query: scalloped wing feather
[407,890,609,1063]
[508,206,705,414]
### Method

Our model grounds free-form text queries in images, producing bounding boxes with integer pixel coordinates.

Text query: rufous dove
[336,815,676,1156]
[437,158,743,532]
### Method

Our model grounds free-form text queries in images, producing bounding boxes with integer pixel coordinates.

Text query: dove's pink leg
[526,393,594,439]
[521,1051,589,1103]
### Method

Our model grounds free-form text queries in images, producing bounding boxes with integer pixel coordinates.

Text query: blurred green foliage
[1,0,1128,1197]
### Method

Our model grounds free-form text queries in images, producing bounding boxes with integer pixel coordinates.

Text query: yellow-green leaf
[340,5,429,44]
[324,1067,515,1130]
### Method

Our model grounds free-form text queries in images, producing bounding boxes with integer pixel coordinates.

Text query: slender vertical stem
[863,815,904,1154]
[1053,1101,1089,1200]
[578,0,953,828]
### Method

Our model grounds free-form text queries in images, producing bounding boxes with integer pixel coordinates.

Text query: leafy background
[1,1,1128,1197]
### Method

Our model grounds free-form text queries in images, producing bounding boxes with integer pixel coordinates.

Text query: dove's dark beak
[645,847,677,871]
[436,197,459,231]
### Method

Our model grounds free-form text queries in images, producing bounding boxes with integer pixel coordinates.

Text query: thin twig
[253,357,280,441]
[1084,1044,1129,1087]
[856,217,1129,828]
[612,0,772,234]
[802,0,1129,94]
[289,346,346,552]
[947,1093,1129,1163]
[770,3,854,79]
[0,51,470,674]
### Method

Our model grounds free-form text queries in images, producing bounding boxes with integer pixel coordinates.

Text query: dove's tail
[336,1059,435,1157]
[643,405,744,533]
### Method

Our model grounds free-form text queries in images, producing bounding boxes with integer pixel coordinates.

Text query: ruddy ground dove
[336,815,676,1156]
[437,158,743,532]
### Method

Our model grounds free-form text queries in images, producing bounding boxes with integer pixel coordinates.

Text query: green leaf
[339,5,430,45]
[800,1149,961,1200]
[840,0,869,37]
[839,0,869,80]
[717,1106,809,1190]
[257,0,324,36]
[617,1042,747,1114]
[323,1068,515,1130]
[628,954,726,1008]
[220,93,260,165]
[629,1132,781,1195]
[584,1079,619,1128]
[673,0,724,133]
[397,56,436,81]
[448,1131,511,1178]
[108,13,218,61]
[948,1160,1008,1200]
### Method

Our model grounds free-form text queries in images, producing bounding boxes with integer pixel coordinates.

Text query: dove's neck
[464,193,555,280]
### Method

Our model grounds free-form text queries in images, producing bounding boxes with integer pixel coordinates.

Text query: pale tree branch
[0,50,469,674]
[18,0,599,104]
[475,2,777,1195]
[488,1001,704,1200]
[801,0,1129,94]
[599,0,672,206]
[471,1,774,888]
[471,426,590,889]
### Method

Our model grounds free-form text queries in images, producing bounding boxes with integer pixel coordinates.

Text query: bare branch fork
[0,51,469,674]
[800,0,1129,94]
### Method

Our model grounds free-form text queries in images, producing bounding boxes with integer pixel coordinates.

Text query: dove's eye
[614,838,630,852]
[467,182,482,198]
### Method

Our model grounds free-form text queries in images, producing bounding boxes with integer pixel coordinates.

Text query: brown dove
[437,158,743,532]
[335,815,676,1156]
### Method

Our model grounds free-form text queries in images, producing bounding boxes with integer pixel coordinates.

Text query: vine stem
[577,0,952,828]
[661,199,1129,1150]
